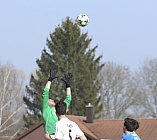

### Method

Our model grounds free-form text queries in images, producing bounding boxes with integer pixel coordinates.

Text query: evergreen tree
[23,17,104,129]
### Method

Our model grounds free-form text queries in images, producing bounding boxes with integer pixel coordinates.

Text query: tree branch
[0,105,23,129]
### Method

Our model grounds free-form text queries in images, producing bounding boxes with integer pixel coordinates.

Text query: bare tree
[98,61,140,119]
[0,63,26,140]
[136,58,157,117]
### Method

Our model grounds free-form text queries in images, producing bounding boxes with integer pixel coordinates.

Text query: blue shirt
[122,132,141,140]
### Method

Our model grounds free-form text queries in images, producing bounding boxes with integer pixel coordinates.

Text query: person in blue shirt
[122,118,141,140]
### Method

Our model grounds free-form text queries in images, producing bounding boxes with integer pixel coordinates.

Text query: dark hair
[124,118,139,132]
[55,101,67,115]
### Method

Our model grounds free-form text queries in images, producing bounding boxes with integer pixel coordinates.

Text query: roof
[14,116,157,140]
[67,116,99,140]
[13,121,45,140]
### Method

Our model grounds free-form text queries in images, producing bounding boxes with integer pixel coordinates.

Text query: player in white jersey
[45,101,87,140]
[55,117,84,140]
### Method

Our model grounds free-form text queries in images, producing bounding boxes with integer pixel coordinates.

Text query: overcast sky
[0,0,157,77]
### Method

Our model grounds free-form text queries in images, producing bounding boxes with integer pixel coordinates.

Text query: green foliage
[23,17,104,129]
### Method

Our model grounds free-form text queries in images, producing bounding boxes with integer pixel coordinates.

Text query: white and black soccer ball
[76,14,89,27]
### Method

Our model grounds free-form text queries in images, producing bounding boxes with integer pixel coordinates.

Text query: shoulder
[132,132,141,140]
[123,133,134,140]
[60,118,77,127]
[56,118,68,125]
[55,121,61,129]
[67,118,77,125]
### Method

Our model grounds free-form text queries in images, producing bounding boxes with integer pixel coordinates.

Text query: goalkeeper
[42,68,72,139]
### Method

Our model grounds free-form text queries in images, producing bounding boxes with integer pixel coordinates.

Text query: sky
[0,0,157,78]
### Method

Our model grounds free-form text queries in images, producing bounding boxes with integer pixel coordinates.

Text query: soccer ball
[76,14,89,27]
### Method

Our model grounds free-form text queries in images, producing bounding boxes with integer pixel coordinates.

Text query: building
[14,104,157,140]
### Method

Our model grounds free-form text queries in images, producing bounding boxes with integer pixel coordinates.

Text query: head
[55,101,67,116]
[123,118,139,133]
[48,98,55,107]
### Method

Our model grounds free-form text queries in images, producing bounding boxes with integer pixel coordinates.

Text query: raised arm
[61,73,72,96]
[45,81,51,89]
[66,87,71,95]
[61,73,72,108]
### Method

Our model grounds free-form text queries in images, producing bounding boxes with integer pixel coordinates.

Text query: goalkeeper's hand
[48,68,59,82]
[61,73,72,88]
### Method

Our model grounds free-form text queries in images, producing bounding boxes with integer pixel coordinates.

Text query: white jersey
[55,118,84,140]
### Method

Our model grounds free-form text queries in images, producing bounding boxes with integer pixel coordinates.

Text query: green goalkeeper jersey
[42,88,71,134]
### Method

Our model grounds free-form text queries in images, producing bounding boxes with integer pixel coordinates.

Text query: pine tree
[23,17,104,129]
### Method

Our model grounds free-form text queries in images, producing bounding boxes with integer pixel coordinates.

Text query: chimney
[85,103,94,123]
